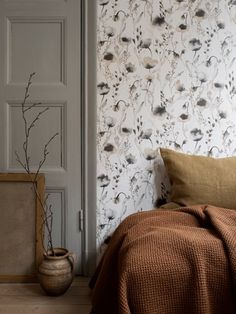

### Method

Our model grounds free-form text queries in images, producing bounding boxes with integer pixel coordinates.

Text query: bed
[89,148,236,314]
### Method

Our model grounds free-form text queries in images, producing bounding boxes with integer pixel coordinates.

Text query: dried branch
[23,102,41,113]
[34,132,59,182]
[28,107,49,132]
[15,72,59,256]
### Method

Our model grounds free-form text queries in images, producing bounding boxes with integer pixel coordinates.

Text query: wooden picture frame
[0,173,44,283]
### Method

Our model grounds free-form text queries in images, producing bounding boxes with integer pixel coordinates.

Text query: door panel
[0,0,82,273]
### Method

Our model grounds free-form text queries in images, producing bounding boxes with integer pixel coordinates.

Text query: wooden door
[0,0,83,273]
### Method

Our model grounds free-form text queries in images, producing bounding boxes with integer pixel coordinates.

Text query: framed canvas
[0,173,45,282]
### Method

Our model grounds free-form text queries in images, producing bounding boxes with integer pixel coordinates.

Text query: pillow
[160,148,236,209]
[159,202,181,210]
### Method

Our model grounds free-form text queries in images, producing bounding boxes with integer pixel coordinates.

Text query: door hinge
[79,210,84,232]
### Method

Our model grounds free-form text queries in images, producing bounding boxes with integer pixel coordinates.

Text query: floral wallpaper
[96,0,236,248]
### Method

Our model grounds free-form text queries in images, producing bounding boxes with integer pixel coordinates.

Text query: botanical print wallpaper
[97,0,236,248]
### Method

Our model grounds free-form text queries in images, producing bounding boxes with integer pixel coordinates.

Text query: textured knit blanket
[90,205,236,314]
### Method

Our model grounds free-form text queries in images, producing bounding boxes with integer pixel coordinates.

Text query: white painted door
[0,0,83,273]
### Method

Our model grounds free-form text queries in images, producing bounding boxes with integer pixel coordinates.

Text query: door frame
[81,0,97,276]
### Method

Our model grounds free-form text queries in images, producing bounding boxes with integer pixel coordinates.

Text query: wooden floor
[0,276,91,314]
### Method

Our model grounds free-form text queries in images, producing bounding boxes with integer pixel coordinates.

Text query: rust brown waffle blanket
[89,205,236,314]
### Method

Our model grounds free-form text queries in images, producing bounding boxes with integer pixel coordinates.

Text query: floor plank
[0,276,92,314]
[0,284,91,296]
[0,295,91,305]
[0,305,91,314]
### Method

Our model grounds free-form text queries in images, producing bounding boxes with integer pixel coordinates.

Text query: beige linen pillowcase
[160,148,236,209]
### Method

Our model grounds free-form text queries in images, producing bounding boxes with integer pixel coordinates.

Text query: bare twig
[23,102,41,113]
[34,132,59,182]
[15,72,59,256]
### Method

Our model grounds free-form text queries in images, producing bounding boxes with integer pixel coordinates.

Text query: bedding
[160,148,236,209]
[90,205,236,314]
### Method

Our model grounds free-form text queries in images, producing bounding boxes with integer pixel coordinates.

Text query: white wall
[96,0,236,247]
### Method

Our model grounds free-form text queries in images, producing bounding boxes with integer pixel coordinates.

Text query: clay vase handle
[67,252,76,275]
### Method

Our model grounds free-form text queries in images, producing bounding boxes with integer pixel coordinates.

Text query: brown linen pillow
[160,148,236,209]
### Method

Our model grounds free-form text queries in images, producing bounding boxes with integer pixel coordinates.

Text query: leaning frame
[0,173,44,282]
